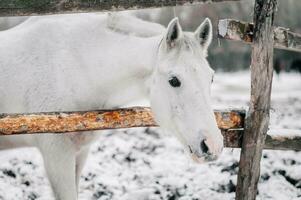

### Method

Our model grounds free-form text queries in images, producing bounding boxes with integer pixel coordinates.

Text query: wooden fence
[0,0,239,16]
[0,0,301,200]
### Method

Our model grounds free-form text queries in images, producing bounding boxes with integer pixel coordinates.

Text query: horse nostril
[200,140,209,154]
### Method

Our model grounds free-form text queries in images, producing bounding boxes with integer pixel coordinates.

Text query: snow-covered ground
[0,72,300,200]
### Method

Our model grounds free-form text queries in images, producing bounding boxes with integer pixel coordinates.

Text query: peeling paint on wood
[0,0,240,17]
[218,19,301,53]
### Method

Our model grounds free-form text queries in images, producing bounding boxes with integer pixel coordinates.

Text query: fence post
[235,0,277,200]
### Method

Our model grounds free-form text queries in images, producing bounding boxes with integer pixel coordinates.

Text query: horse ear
[165,17,183,49]
[195,18,213,50]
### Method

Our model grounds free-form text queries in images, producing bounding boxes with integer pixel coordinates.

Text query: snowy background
[0,72,300,200]
[0,0,301,199]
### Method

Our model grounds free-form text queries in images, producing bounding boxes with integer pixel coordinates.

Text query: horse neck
[87,34,163,108]
[118,35,161,75]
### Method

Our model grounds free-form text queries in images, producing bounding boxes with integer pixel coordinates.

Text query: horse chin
[190,153,218,164]
[190,154,206,164]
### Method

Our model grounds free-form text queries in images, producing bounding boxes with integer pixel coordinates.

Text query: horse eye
[169,76,181,87]
[211,76,214,83]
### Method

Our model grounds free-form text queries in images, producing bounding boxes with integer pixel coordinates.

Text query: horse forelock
[166,34,203,59]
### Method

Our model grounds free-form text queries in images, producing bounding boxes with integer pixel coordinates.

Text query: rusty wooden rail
[265,130,301,151]
[223,129,301,151]
[218,19,301,53]
[0,0,240,17]
[0,107,300,151]
[0,107,244,134]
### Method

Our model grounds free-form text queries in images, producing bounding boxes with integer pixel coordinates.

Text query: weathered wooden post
[236,0,277,200]
[217,19,301,53]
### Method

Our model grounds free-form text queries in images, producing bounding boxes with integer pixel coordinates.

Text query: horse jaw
[149,18,224,163]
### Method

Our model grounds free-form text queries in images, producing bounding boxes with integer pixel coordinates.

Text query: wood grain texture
[235,1,277,200]
[0,107,245,135]
[218,19,301,53]
[0,107,300,151]
[0,0,240,17]
[264,131,301,151]
[222,129,301,151]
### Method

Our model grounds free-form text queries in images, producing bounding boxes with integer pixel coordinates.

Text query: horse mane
[106,13,165,38]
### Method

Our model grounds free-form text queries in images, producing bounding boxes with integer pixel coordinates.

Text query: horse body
[0,13,159,200]
[107,13,165,37]
[0,14,158,113]
[0,13,223,200]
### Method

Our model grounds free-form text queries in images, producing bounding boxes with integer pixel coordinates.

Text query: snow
[218,19,228,38]
[268,129,301,139]
[0,72,301,200]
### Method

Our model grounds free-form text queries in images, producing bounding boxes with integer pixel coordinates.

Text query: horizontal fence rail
[223,129,301,151]
[0,0,240,17]
[265,130,301,151]
[218,19,301,53]
[0,107,244,134]
[0,107,300,150]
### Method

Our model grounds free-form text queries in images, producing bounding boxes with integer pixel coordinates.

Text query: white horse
[0,13,223,200]
[106,13,166,37]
